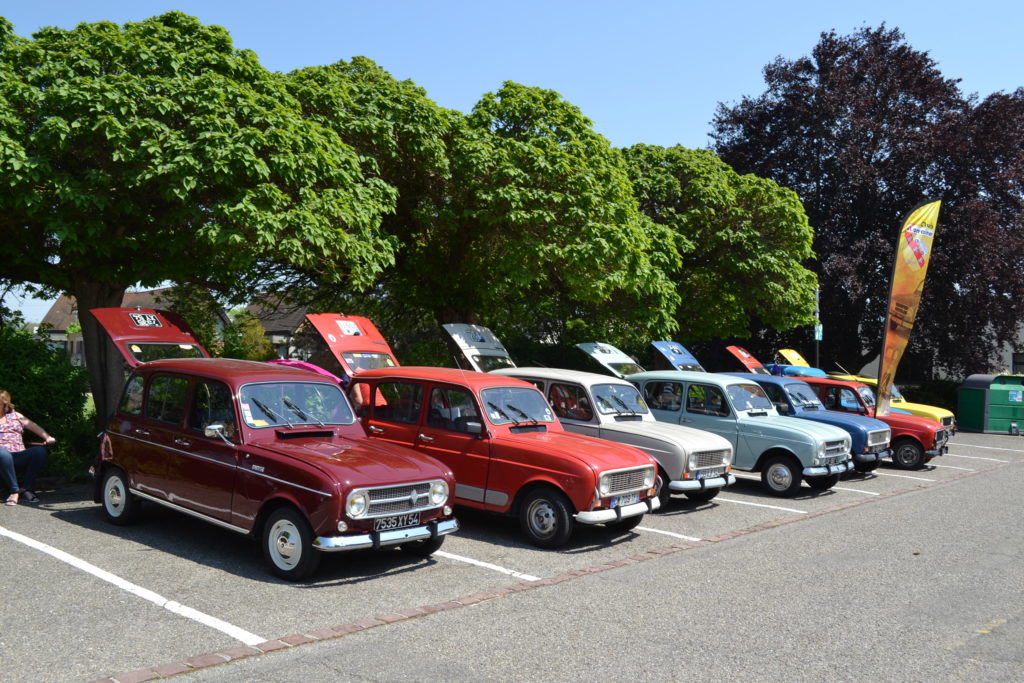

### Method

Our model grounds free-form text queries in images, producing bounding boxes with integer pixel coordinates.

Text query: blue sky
[4,1,1021,321]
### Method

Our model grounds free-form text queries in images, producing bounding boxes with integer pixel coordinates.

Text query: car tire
[605,513,643,534]
[891,438,925,469]
[684,488,721,503]
[101,467,140,525]
[655,469,673,508]
[519,487,574,548]
[401,535,445,557]
[262,507,320,581]
[854,461,879,474]
[761,455,802,497]
[805,473,840,491]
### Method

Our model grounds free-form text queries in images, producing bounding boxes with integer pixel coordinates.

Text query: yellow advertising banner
[876,200,942,416]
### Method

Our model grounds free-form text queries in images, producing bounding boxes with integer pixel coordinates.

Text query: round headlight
[644,468,655,488]
[430,480,449,505]
[346,490,369,518]
[598,477,611,496]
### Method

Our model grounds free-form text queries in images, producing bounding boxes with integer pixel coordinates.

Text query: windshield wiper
[597,395,623,415]
[506,403,537,424]
[251,397,292,426]
[282,397,324,426]
[487,401,520,425]
[612,395,640,415]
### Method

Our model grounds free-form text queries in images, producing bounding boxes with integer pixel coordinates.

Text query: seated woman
[1,389,56,505]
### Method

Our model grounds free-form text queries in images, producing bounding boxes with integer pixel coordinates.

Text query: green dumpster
[958,374,1024,433]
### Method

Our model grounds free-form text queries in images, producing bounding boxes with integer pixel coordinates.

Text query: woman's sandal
[4,493,18,506]
[20,490,39,504]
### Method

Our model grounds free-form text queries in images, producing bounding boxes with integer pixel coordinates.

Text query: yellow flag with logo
[876,200,941,416]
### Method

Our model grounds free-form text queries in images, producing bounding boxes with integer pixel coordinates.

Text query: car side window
[687,384,729,416]
[120,375,145,415]
[839,388,860,412]
[188,380,236,440]
[374,381,423,424]
[145,375,190,425]
[548,383,593,421]
[760,383,790,414]
[644,382,682,411]
[427,386,480,434]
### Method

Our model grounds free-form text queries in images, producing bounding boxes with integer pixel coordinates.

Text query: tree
[0,13,397,422]
[712,25,1024,377]
[622,144,818,340]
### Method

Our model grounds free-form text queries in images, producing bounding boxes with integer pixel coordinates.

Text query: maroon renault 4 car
[91,308,458,580]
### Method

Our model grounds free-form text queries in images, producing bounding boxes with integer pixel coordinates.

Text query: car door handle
[174,438,191,447]
[134,428,151,437]
[417,434,435,442]
[368,425,385,433]
[680,418,692,423]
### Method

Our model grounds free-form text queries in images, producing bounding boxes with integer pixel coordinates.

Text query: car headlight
[599,475,611,496]
[429,480,449,505]
[346,490,369,518]
[643,467,655,489]
[817,442,827,457]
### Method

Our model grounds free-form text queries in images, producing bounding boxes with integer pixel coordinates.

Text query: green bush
[0,325,94,483]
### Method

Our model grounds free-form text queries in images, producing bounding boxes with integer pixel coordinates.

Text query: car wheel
[262,507,320,581]
[684,488,721,503]
[655,469,673,508]
[519,487,574,548]
[605,513,643,534]
[854,460,880,473]
[805,473,840,491]
[102,467,140,525]
[891,438,925,469]
[401,535,445,557]
[761,455,802,497]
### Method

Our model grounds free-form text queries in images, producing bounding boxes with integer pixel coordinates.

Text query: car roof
[800,375,866,389]
[494,367,633,387]
[133,358,336,383]
[627,370,755,386]
[355,366,537,390]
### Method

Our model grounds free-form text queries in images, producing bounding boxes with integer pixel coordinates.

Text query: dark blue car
[727,373,891,473]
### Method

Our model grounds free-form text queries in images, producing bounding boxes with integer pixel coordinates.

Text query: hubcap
[270,521,299,568]
[527,500,556,538]
[769,464,792,490]
[107,481,123,512]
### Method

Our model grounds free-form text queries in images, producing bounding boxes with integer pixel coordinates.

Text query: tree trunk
[73,282,129,430]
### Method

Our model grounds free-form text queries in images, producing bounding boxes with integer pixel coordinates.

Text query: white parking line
[945,453,1008,463]
[0,525,265,646]
[434,550,540,581]
[874,471,935,482]
[714,497,808,514]
[954,444,1023,453]
[831,486,881,496]
[928,464,975,471]
[637,526,701,542]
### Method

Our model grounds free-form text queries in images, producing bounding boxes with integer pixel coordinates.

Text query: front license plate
[374,513,421,531]
[697,468,724,480]
[611,492,640,508]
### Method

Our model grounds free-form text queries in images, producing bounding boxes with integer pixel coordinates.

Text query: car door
[139,372,192,502]
[680,382,740,449]
[175,378,239,523]
[362,380,424,448]
[642,380,686,424]
[415,384,492,504]
[108,373,167,497]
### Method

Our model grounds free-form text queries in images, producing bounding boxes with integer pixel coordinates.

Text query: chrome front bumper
[669,473,737,492]
[575,496,660,525]
[803,460,854,477]
[314,517,459,552]
[853,449,889,463]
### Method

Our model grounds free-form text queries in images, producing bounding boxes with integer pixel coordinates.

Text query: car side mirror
[465,420,483,436]
[204,423,235,445]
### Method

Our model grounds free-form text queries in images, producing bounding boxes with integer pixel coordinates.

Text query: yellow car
[828,374,956,433]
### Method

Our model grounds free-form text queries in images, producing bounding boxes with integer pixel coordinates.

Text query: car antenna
[835,362,852,374]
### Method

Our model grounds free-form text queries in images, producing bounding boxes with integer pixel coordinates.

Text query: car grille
[867,429,890,447]
[602,467,652,495]
[366,481,439,518]
[824,440,848,456]
[692,449,729,469]
[935,429,949,448]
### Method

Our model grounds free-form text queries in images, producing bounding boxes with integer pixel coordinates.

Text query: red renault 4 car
[90,308,458,580]
[349,367,660,548]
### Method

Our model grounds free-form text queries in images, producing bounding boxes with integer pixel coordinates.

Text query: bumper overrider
[925,444,948,457]
[575,496,660,525]
[314,517,460,552]
[802,460,854,477]
[669,473,737,493]
[853,449,889,464]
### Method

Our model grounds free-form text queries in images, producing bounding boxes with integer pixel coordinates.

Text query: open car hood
[576,342,645,379]
[90,307,210,369]
[649,341,705,372]
[725,345,770,374]
[440,323,516,372]
[304,314,399,377]
[777,348,812,367]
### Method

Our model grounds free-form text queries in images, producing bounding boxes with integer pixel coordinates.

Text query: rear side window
[145,375,190,425]
[686,384,729,416]
[120,376,145,415]
[548,383,593,421]
[644,382,683,412]
[374,382,424,424]
[427,386,481,433]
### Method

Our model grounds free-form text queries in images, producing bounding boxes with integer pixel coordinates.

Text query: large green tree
[0,13,397,420]
[712,25,1024,376]
[622,144,817,341]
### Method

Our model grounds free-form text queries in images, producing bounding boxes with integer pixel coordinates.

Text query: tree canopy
[712,25,1024,376]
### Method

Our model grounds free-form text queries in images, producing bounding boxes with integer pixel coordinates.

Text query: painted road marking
[637,526,702,542]
[831,486,881,496]
[0,525,265,646]
[434,550,540,581]
[928,464,975,471]
[953,444,1023,453]
[714,497,808,514]
[874,471,935,482]
[945,453,1008,463]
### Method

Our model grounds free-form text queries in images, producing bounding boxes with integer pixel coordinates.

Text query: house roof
[247,297,308,335]
[40,288,172,331]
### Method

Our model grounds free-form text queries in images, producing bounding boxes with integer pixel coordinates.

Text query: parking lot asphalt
[2,431,1022,682]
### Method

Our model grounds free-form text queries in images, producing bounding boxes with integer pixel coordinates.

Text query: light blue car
[628,371,853,496]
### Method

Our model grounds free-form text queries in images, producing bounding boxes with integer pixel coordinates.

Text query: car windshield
[474,354,516,372]
[592,383,649,415]
[126,342,205,363]
[239,381,354,428]
[785,383,822,407]
[857,386,877,407]
[481,386,555,425]
[608,361,646,375]
[727,383,773,411]
[340,351,396,372]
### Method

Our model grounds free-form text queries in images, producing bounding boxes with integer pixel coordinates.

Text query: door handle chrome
[368,425,384,433]
[174,438,191,447]
[418,434,435,442]
[134,428,151,437]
